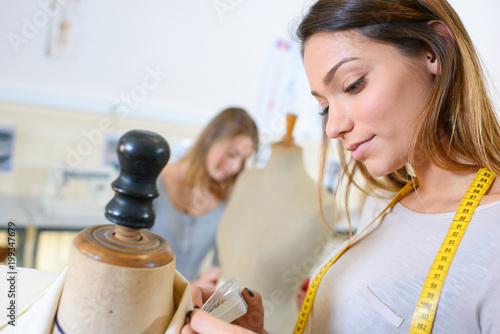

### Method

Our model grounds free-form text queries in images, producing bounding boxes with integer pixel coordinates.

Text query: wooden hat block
[56,130,176,334]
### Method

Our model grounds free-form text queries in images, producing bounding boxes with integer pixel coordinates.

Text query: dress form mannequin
[55,130,177,334]
[217,115,335,333]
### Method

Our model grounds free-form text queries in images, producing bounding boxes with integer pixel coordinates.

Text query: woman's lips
[219,170,230,179]
[349,137,374,160]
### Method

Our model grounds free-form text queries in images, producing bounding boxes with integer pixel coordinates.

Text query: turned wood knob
[74,129,174,267]
[105,129,170,229]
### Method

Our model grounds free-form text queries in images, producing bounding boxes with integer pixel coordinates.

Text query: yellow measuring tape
[293,168,495,334]
[408,168,495,333]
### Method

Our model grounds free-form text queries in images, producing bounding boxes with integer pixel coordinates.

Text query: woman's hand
[191,266,222,290]
[231,288,265,334]
[184,286,266,334]
[296,277,310,310]
[181,310,259,334]
[190,284,215,308]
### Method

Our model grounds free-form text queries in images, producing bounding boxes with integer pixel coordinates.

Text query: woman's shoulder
[481,175,500,205]
[159,163,189,205]
[162,162,187,190]
[162,162,183,179]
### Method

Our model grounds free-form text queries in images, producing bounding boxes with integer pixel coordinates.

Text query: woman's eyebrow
[323,57,358,85]
[311,57,359,97]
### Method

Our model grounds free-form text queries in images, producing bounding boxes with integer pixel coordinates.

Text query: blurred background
[0,0,499,272]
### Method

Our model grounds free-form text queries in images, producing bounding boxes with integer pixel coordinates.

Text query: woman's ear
[427,20,454,44]
[425,20,455,75]
[424,48,439,76]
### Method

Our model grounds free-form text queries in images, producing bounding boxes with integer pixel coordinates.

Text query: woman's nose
[227,159,242,175]
[325,103,354,139]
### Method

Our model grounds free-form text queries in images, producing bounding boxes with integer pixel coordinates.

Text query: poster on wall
[46,0,83,60]
[257,38,322,144]
[0,126,15,172]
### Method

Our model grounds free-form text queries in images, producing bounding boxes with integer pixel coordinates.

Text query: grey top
[307,194,500,333]
[151,177,227,281]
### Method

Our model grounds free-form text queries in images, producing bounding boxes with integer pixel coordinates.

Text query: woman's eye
[319,106,329,117]
[344,76,366,94]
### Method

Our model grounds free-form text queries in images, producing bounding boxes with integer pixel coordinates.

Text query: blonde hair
[297,0,500,230]
[181,107,259,199]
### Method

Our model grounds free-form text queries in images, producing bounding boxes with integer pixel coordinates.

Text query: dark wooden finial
[72,130,174,268]
[105,130,170,229]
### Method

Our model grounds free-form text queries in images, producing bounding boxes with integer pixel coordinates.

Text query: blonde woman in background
[182,0,500,333]
[152,107,259,289]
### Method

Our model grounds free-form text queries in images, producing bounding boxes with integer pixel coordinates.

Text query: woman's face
[303,31,437,177]
[206,135,255,181]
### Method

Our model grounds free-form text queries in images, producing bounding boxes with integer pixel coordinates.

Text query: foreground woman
[183,0,500,332]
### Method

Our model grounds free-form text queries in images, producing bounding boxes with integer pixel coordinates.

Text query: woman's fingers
[190,285,215,307]
[185,310,256,334]
[184,286,265,334]
[181,323,197,334]
[232,288,265,333]
[242,287,262,307]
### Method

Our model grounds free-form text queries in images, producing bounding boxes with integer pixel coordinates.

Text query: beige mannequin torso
[217,143,336,333]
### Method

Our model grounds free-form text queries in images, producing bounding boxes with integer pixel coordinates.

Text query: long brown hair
[181,107,259,199]
[297,0,500,230]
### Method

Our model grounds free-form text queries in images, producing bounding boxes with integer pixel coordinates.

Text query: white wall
[0,0,317,132]
[449,0,500,107]
[1,0,497,131]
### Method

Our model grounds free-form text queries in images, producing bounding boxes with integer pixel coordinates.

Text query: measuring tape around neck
[408,168,495,333]
[293,168,495,334]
